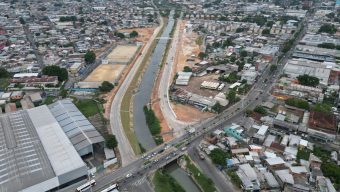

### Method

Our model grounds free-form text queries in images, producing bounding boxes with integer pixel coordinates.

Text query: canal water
[165,163,201,192]
[133,11,176,150]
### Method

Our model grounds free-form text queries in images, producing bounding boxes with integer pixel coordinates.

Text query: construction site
[170,20,215,120]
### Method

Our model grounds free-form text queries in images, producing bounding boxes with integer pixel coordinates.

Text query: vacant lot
[107,45,139,64]
[178,74,220,97]
[85,64,126,82]
[119,27,156,42]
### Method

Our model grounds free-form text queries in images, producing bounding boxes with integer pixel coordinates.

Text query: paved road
[69,9,310,192]
[187,142,239,192]
[110,16,165,166]
[23,25,44,67]
[158,12,191,137]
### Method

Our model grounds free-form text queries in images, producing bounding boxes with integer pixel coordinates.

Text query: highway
[158,12,190,137]
[109,15,165,166]
[69,8,311,192]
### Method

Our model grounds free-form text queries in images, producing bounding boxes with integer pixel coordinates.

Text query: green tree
[254,106,267,115]
[99,81,114,92]
[227,89,239,103]
[130,30,139,38]
[318,24,337,34]
[209,148,231,165]
[115,32,125,38]
[297,74,319,87]
[198,52,207,60]
[222,38,234,48]
[0,67,10,78]
[212,102,222,113]
[270,64,277,73]
[84,51,96,64]
[318,43,336,49]
[106,134,118,149]
[19,17,25,25]
[42,65,68,82]
[285,98,310,110]
[183,66,192,72]
[266,21,275,27]
[312,103,332,114]
[262,28,270,35]
[240,50,247,57]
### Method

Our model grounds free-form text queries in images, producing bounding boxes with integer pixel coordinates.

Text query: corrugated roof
[48,99,104,153]
[0,110,55,192]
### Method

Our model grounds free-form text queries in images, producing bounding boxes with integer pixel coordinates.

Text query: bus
[100,184,119,192]
[76,179,96,192]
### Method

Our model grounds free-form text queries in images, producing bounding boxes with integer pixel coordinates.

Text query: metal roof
[48,99,104,153]
[0,110,55,192]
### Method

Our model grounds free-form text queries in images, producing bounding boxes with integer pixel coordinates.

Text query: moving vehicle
[100,184,119,192]
[126,173,132,178]
[199,152,205,160]
[76,179,96,192]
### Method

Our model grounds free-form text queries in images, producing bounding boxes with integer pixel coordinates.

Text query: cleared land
[174,20,201,74]
[107,45,139,64]
[168,20,214,122]
[85,64,126,82]
[119,28,156,43]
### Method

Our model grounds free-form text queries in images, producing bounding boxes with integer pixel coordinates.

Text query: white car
[126,173,132,178]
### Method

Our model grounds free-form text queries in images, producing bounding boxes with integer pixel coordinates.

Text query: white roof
[13,73,39,78]
[257,125,268,136]
[290,166,308,174]
[299,139,308,147]
[264,151,277,159]
[266,157,285,165]
[27,105,86,176]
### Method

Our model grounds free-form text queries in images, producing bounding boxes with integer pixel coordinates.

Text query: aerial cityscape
[0,0,340,191]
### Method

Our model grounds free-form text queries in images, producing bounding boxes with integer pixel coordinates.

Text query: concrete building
[283,59,331,86]
[0,106,88,192]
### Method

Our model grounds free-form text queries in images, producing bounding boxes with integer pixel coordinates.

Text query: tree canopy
[212,102,222,113]
[285,98,310,110]
[318,24,337,34]
[312,103,332,114]
[84,51,96,64]
[209,148,231,165]
[297,74,319,87]
[42,65,68,82]
[0,67,10,78]
[99,81,114,92]
[130,30,138,38]
[106,134,118,149]
[262,28,270,35]
[270,64,277,73]
[183,66,192,72]
[198,52,208,60]
[227,89,239,104]
[254,106,267,115]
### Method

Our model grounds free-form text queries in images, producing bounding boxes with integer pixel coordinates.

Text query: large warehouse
[0,100,104,192]
[48,99,105,157]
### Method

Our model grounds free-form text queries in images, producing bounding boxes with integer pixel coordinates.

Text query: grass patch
[43,96,56,105]
[175,141,185,148]
[296,148,311,161]
[143,106,164,145]
[184,155,217,192]
[153,170,185,192]
[74,99,99,117]
[120,18,168,154]
[0,78,9,90]
[196,36,203,46]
